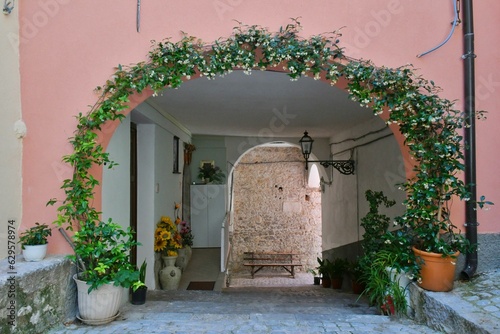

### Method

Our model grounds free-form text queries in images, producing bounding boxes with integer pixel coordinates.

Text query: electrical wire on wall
[417,0,460,58]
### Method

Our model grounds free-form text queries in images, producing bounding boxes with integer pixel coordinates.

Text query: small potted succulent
[131,260,148,305]
[19,222,52,261]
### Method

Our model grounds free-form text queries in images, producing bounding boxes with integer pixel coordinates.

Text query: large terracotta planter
[331,277,343,289]
[321,277,331,288]
[413,247,459,292]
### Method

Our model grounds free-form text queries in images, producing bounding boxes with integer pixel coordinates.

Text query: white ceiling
[149,70,375,139]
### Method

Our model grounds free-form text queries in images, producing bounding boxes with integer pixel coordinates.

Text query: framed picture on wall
[200,160,215,169]
[173,136,180,173]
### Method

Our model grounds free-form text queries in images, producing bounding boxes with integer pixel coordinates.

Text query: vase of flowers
[176,220,194,270]
[154,216,182,290]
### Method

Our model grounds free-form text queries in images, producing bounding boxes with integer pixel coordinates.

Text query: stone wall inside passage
[229,146,322,275]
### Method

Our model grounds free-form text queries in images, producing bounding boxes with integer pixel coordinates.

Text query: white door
[190,185,226,248]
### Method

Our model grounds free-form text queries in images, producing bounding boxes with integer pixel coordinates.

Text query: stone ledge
[409,282,493,334]
[0,255,77,334]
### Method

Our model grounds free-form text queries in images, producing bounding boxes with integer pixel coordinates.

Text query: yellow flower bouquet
[154,216,182,256]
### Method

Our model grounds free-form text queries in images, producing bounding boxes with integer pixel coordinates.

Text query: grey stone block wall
[477,233,500,273]
[0,255,76,334]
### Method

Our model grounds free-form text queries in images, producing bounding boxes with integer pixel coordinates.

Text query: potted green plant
[360,249,409,316]
[386,86,493,292]
[19,223,52,262]
[56,219,140,324]
[326,257,348,289]
[316,258,331,288]
[198,164,225,184]
[359,190,418,284]
[348,259,365,294]
[306,268,321,285]
[360,190,395,258]
[131,260,148,305]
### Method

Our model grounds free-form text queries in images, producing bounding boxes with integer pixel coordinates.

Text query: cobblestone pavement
[49,273,443,334]
[426,269,500,333]
[453,270,500,321]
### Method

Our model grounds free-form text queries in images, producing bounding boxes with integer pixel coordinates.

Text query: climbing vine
[49,20,484,282]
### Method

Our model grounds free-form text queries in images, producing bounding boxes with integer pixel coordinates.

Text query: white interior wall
[154,126,184,221]
[322,117,406,251]
[102,116,131,231]
[136,124,156,289]
[103,101,190,289]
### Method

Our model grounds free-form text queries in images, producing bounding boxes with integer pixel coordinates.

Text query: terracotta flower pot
[331,277,343,289]
[413,246,459,292]
[351,280,365,294]
[321,277,331,288]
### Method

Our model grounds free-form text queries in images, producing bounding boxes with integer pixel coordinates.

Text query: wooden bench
[243,252,302,278]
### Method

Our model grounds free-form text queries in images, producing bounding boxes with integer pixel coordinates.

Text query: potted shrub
[327,257,348,289]
[56,219,140,324]
[131,260,148,305]
[359,190,418,283]
[316,258,331,288]
[348,259,365,294]
[386,86,493,292]
[19,223,52,262]
[198,163,225,184]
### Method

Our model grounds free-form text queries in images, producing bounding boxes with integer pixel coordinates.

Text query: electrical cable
[417,0,459,58]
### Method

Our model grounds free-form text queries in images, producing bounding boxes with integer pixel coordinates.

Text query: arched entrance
[228,142,323,275]
[54,22,464,291]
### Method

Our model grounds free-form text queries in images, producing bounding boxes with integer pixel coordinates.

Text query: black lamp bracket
[307,159,355,175]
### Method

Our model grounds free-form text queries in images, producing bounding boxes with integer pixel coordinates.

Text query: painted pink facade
[10,1,500,257]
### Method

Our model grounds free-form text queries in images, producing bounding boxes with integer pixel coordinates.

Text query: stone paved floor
[46,248,500,334]
[49,273,443,334]
[421,269,500,333]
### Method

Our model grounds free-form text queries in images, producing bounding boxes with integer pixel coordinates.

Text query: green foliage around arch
[48,20,484,288]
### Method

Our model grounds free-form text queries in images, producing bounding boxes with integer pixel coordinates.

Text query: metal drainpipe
[461,0,478,280]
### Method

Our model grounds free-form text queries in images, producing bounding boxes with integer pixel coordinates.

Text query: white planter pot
[73,274,122,324]
[385,267,412,313]
[23,244,48,262]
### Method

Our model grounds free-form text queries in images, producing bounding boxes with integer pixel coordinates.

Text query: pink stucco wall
[19,0,500,254]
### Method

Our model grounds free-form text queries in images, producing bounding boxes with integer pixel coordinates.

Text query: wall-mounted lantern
[299,131,355,175]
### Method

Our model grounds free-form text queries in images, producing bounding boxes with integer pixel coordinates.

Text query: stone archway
[53,21,468,292]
